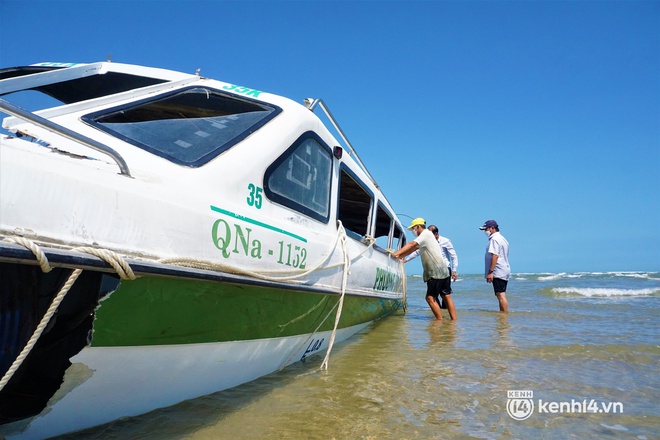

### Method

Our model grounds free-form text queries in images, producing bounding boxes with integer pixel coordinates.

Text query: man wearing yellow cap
[393,218,457,320]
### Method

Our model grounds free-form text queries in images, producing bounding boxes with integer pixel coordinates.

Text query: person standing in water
[404,224,459,309]
[480,219,510,312]
[393,218,457,320]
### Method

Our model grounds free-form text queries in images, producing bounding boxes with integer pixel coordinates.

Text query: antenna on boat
[304,97,379,188]
[195,68,201,76]
[397,214,415,221]
[106,53,112,62]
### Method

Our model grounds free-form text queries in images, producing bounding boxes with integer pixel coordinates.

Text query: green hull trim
[92,275,401,347]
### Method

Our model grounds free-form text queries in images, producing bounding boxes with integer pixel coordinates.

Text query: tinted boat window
[83,87,281,166]
[264,132,332,222]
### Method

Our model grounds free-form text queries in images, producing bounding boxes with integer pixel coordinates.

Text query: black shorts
[426,277,452,299]
[492,278,508,295]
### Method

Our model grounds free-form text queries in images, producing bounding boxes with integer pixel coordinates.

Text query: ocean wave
[525,272,659,281]
[551,287,659,297]
[605,272,657,279]
[537,273,573,281]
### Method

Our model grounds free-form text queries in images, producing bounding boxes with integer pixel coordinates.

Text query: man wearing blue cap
[480,219,510,312]
[393,218,457,320]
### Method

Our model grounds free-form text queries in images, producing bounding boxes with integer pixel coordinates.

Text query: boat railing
[0,98,132,177]
[304,98,377,188]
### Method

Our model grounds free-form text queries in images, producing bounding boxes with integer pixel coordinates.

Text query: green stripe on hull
[91,276,400,347]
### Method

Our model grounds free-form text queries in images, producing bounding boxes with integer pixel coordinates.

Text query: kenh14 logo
[506,390,534,420]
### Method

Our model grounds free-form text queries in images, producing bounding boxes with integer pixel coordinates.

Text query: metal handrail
[0,98,131,177]
[304,98,377,187]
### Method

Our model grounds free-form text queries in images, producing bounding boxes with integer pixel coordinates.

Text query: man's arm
[404,249,421,263]
[444,239,459,272]
[393,241,419,260]
[486,253,498,283]
[448,243,459,281]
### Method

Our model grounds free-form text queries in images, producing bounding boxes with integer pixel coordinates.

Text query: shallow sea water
[57,272,659,439]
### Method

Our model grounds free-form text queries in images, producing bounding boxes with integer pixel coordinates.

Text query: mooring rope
[3,236,53,273]
[75,246,137,280]
[320,221,350,370]
[0,223,395,388]
[0,238,136,393]
[277,296,341,370]
[158,228,375,283]
[401,258,408,312]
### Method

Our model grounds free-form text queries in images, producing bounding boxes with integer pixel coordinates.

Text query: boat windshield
[84,87,281,166]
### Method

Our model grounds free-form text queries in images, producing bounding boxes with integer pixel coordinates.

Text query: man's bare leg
[443,295,457,320]
[496,292,508,312]
[426,295,443,320]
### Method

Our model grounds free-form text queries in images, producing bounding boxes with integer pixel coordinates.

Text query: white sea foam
[607,272,654,279]
[538,273,569,281]
[528,272,658,281]
[600,424,629,432]
[551,287,659,297]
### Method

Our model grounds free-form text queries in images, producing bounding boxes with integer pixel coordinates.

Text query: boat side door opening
[373,202,393,252]
[393,222,406,250]
[337,166,373,242]
[373,202,406,253]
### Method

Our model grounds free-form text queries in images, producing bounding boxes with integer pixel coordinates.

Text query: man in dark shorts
[480,219,510,312]
[426,277,453,312]
[403,224,459,309]
[393,218,457,320]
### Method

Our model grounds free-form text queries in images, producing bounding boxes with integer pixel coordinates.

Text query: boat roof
[0,62,399,216]
[0,62,192,103]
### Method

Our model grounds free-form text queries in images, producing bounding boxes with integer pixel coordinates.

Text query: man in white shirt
[393,218,457,320]
[404,224,459,309]
[480,219,510,312]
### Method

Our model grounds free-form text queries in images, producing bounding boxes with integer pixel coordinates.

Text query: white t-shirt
[414,229,449,282]
[485,231,510,280]
[405,235,459,272]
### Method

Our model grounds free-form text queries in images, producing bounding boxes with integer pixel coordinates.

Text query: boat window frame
[263,131,333,223]
[337,164,374,242]
[394,221,406,250]
[373,201,400,253]
[81,86,282,167]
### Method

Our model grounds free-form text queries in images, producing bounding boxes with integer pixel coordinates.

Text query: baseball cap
[407,217,426,229]
[479,219,498,230]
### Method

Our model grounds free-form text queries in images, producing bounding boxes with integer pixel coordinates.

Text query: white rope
[158,227,375,283]
[277,298,341,370]
[401,258,408,313]
[276,227,375,370]
[0,238,136,393]
[3,236,53,273]
[0,224,379,386]
[0,269,82,392]
[320,221,350,370]
[162,225,346,281]
[75,246,136,280]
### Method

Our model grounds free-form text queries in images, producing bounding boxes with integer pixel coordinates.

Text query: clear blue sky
[1,1,658,274]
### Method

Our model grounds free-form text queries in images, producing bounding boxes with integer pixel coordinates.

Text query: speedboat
[0,61,407,438]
